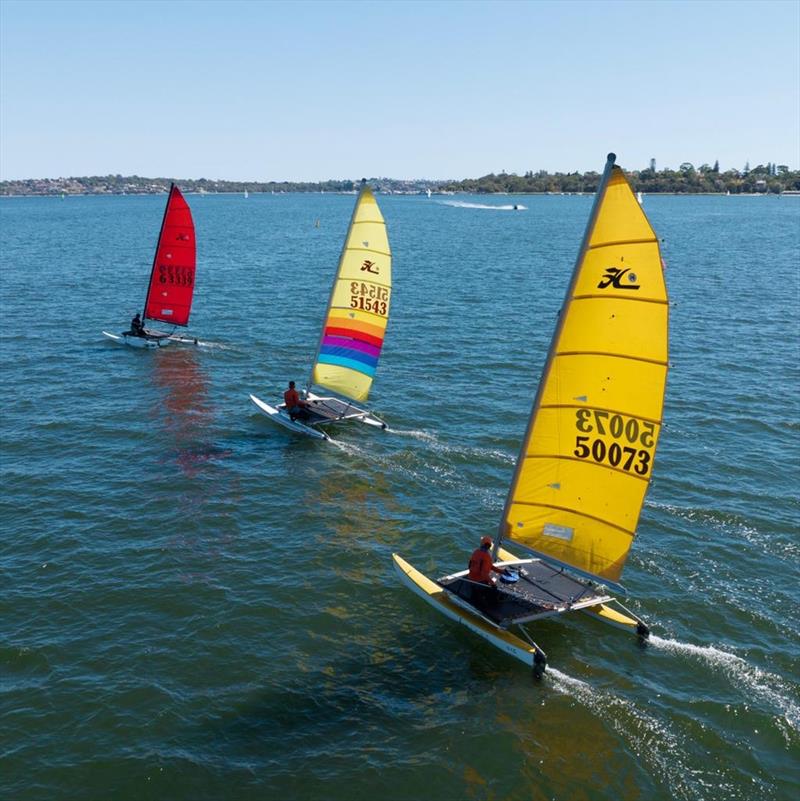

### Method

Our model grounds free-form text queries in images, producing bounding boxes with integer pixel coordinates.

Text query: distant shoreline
[1,190,797,199]
[2,164,798,197]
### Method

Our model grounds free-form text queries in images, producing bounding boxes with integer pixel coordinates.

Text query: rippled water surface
[1,191,798,800]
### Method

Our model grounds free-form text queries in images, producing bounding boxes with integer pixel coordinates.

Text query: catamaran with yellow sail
[393,154,668,675]
[250,181,392,440]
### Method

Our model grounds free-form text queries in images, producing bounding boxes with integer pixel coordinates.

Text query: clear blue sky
[1,0,798,180]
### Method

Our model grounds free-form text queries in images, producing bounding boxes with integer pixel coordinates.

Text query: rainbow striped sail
[310,185,392,403]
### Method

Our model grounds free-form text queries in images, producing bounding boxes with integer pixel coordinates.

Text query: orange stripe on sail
[327,315,386,339]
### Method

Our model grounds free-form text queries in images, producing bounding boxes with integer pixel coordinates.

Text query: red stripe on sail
[144,185,196,327]
[324,325,383,349]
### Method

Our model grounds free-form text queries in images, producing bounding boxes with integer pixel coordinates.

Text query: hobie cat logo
[361,259,379,275]
[598,267,640,290]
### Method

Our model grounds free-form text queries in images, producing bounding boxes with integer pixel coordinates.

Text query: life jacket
[468,548,494,583]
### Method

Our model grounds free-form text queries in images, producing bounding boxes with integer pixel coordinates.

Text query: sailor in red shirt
[283,380,309,421]
[468,536,506,585]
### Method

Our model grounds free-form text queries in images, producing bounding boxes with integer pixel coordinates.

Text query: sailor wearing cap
[467,536,508,585]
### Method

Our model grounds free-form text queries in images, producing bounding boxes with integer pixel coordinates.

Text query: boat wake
[327,438,366,459]
[440,200,527,211]
[645,500,799,564]
[649,636,800,733]
[546,668,703,799]
[389,427,440,443]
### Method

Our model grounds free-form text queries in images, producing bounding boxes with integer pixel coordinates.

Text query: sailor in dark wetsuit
[130,313,145,337]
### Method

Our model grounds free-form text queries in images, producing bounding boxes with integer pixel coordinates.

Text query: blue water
[1,191,798,800]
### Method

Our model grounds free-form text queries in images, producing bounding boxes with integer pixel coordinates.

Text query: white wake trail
[649,636,800,733]
[440,200,527,211]
[546,667,701,800]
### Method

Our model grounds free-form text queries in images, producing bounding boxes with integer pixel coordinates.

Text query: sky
[1,0,798,181]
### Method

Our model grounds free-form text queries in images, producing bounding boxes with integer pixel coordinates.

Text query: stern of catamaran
[304,388,387,428]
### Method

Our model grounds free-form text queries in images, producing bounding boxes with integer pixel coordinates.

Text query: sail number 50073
[574,409,655,476]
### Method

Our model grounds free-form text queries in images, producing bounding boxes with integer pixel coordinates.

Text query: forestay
[497,155,668,588]
[310,186,392,403]
[143,184,197,327]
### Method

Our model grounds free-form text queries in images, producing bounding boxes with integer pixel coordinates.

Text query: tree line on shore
[443,162,799,194]
[1,162,798,196]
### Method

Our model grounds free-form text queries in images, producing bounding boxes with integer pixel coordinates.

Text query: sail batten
[588,237,658,250]
[310,186,392,403]
[510,501,637,535]
[538,403,663,422]
[497,155,668,586]
[143,184,196,327]
[555,350,668,365]
[520,454,653,483]
[571,294,668,304]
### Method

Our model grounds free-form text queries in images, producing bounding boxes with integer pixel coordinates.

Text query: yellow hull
[392,553,546,670]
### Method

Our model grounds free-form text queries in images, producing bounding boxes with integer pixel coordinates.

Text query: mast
[494,154,618,560]
[306,178,368,395]
[142,183,175,321]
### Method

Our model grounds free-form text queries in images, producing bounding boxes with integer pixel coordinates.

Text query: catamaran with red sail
[103,183,199,349]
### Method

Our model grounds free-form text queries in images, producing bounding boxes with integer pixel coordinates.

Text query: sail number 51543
[574,409,655,476]
[350,281,389,316]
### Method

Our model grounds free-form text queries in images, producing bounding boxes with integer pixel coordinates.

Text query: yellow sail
[310,186,392,403]
[499,155,668,588]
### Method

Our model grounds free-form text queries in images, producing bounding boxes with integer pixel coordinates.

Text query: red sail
[143,185,196,327]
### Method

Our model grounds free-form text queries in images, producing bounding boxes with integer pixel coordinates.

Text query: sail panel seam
[571,294,668,305]
[520,453,652,483]
[509,501,636,537]
[328,304,390,322]
[538,403,663,425]
[555,350,668,367]
[345,246,391,257]
[587,237,658,250]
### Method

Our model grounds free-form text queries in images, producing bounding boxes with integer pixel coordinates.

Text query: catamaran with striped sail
[103,184,199,349]
[394,154,668,675]
[250,182,392,440]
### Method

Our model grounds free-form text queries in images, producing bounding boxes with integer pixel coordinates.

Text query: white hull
[249,394,329,440]
[103,330,200,349]
[103,331,171,349]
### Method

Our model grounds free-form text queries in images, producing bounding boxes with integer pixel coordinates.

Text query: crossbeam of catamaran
[393,153,668,675]
[250,181,393,441]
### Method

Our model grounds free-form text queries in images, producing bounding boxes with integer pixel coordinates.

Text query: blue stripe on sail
[317,354,377,377]
[320,344,379,369]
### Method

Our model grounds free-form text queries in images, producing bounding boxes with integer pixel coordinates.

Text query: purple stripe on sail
[322,335,382,358]
[320,344,379,368]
